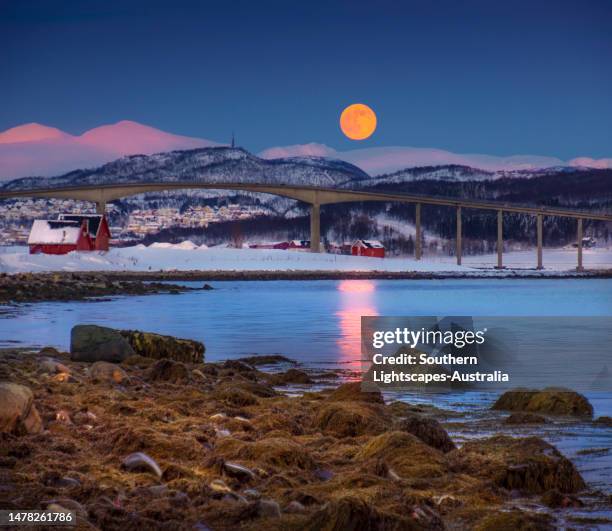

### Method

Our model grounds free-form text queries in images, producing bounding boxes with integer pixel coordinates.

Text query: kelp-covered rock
[267,369,313,385]
[71,325,135,363]
[302,496,426,531]
[0,382,42,435]
[504,412,548,425]
[356,431,446,479]
[120,330,205,363]
[451,435,585,494]
[492,388,593,418]
[396,414,456,453]
[147,359,190,383]
[473,509,553,531]
[216,436,314,471]
[326,381,384,404]
[315,401,389,438]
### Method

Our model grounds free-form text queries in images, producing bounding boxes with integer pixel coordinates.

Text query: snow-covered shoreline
[0,243,610,275]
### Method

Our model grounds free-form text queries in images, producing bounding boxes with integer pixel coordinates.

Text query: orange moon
[340,103,377,140]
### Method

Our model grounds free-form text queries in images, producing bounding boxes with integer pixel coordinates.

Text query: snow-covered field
[0,243,610,274]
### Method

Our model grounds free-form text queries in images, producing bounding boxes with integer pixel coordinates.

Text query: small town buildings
[288,240,310,250]
[351,239,385,258]
[27,214,111,254]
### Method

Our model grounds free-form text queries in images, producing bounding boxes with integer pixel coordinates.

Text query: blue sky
[1,0,611,158]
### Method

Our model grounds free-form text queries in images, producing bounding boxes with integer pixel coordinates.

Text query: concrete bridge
[1,181,611,270]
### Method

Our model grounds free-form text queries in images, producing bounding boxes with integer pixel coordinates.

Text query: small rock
[45,498,87,518]
[39,346,61,357]
[223,462,255,481]
[148,359,190,383]
[243,488,261,500]
[0,382,43,435]
[257,499,281,518]
[215,428,231,438]
[433,494,462,510]
[314,469,334,481]
[594,416,612,427]
[541,489,584,508]
[268,369,313,385]
[285,500,306,514]
[55,477,80,489]
[148,485,168,497]
[121,452,163,479]
[51,373,74,383]
[73,411,97,425]
[202,284,214,290]
[55,410,73,424]
[209,479,232,494]
[222,360,255,373]
[40,358,71,375]
[89,361,129,384]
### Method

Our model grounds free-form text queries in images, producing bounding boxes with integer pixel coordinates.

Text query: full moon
[340,103,377,140]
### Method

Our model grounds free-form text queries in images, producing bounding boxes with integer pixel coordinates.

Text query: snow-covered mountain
[357,165,495,185]
[260,143,612,174]
[0,121,221,180]
[2,147,370,191]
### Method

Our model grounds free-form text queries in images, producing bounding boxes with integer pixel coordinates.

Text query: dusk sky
[2,0,611,159]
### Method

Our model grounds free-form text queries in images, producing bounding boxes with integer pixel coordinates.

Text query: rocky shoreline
[0,273,212,304]
[52,269,612,280]
[1,329,610,530]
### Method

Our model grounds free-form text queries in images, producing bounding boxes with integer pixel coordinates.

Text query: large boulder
[120,330,204,363]
[450,435,585,494]
[0,382,43,435]
[70,325,135,363]
[492,388,593,418]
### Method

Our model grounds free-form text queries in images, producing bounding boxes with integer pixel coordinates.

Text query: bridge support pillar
[415,203,422,260]
[310,203,320,253]
[576,218,584,272]
[536,214,543,270]
[495,210,503,269]
[456,206,462,266]
[96,201,106,215]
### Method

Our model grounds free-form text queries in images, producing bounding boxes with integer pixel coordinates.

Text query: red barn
[28,219,93,255]
[27,214,112,255]
[58,214,111,251]
[351,239,385,258]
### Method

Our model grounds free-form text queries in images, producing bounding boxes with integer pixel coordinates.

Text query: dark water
[1,278,611,504]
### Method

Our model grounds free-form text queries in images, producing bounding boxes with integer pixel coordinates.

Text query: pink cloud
[568,157,612,169]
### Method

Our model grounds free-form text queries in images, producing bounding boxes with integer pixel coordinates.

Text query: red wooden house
[28,219,92,255]
[351,239,385,258]
[58,214,111,251]
[28,214,111,255]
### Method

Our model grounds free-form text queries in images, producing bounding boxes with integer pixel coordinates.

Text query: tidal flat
[1,343,610,530]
